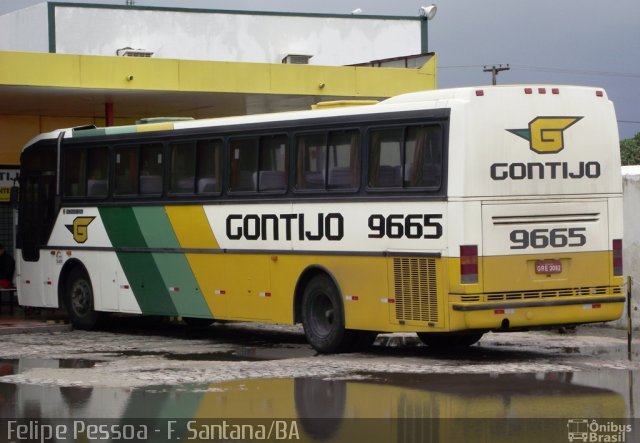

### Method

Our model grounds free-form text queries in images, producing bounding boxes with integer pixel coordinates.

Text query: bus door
[19,147,57,262]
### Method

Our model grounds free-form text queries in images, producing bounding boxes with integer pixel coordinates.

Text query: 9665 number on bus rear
[509,227,587,250]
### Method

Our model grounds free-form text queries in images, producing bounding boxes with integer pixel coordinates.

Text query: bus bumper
[448,294,626,331]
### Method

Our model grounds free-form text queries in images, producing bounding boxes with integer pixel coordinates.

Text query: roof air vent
[116,47,154,57]
[281,54,313,64]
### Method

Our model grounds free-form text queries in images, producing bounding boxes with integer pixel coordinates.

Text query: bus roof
[22,84,609,149]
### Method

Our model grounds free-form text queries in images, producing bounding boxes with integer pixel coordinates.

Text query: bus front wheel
[64,268,103,330]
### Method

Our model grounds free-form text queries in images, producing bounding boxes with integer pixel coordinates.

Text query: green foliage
[621,132,640,166]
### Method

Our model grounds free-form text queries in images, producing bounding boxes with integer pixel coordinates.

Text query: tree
[621,132,640,166]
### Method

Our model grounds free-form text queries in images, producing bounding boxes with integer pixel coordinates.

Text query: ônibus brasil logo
[507,116,582,154]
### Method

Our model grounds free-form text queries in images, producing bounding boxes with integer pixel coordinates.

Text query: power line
[439,64,483,69]
[439,63,640,80]
[511,64,640,79]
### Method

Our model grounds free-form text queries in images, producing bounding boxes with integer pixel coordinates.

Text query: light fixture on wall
[419,5,437,20]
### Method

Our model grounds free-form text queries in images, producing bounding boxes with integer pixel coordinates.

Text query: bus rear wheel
[64,268,103,330]
[417,332,483,348]
[303,275,367,354]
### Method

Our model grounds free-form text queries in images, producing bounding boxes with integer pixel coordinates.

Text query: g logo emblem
[65,216,95,244]
[508,117,582,154]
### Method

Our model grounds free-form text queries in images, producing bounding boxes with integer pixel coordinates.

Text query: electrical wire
[439,63,640,79]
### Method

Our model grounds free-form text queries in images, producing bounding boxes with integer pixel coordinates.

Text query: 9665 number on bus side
[368,214,443,239]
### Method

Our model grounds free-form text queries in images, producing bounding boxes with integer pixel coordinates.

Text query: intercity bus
[14,85,625,353]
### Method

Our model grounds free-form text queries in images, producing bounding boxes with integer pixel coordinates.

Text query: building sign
[0,168,19,203]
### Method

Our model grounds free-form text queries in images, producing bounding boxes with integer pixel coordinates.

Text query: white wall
[620,166,640,329]
[0,3,49,52]
[51,7,421,65]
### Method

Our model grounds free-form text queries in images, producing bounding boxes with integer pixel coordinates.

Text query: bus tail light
[613,239,623,276]
[460,245,478,284]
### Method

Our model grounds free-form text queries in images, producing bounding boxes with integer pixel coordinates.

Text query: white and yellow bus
[15,85,625,353]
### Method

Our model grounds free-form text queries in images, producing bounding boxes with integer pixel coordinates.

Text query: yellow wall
[0,115,39,164]
[0,51,437,165]
[0,115,132,164]
[0,52,436,96]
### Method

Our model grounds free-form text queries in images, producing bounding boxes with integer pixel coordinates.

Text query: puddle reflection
[0,362,637,442]
[0,360,634,419]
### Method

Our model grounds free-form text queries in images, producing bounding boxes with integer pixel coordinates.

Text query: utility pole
[483,64,510,85]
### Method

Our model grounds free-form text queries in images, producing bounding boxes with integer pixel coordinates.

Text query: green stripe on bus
[105,125,138,136]
[154,389,204,419]
[121,389,204,427]
[132,207,212,318]
[71,127,106,138]
[98,207,178,316]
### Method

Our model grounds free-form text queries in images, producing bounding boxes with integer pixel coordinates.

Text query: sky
[1,0,639,139]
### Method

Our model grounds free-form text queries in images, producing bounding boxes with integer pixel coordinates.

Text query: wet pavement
[0,317,638,442]
[0,302,71,335]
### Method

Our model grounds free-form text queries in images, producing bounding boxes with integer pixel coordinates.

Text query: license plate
[535,260,562,274]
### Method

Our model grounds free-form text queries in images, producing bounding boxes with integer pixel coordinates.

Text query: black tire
[65,268,103,330]
[301,275,352,354]
[417,332,483,348]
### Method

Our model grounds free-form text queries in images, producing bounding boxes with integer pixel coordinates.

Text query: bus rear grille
[460,295,481,302]
[393,257,438,322]
[486,286,617,302]
[491,213,600,225]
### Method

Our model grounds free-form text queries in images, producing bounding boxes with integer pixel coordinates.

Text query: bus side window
[139,143,163,195]
[369,129,403,188]
[328,130,360,190]
[169,141,196,194]
[405,125,442,189]
[295,133,327,190]
[63,149,86,197]
[258,135,287,192]
[115,146,138,195]
[229,138,258,192]
[86,147,109,197]
[196,139,222,194]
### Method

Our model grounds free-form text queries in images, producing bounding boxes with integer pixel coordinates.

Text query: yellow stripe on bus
[165,205,219,249]
[165,205,224,318]
[136,122,175,132]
